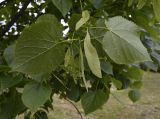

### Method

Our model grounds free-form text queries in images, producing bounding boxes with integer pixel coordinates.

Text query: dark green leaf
[0,74,22,91]
[137,0,147,9]
[89,0,104,9]
[67,85,81,102]
[14,14,67,75]
[0,91,26,119]
[133,13,160,41]
[51,0,72,17]
[130,81,143,89]
[0,65,11,72]
[22,82,52,110]
[128,0,134,6]
[128,90,141,102]
[153,0,160,20]
[100,61,113,75]
[81,90,108,114]
[3,45,16,67]
[68,14,81,30]
[111,78,122,89]
[122,67,144,80]
[29,73,51,82]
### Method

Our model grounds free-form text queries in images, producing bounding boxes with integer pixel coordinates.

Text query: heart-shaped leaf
[14,15,67,75]
[103,16,151,64]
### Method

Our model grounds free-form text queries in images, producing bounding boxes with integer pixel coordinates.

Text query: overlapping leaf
[153,0,160,20]
[0,91,26,119]
[3,45,16,67]
[84,31,102,78]
[137,0,147,9]
[81,90,108,114]
[128,90,141,102]
[103,16,151,64]
[51,0,72,17]
[14,14,67,75]
[76,10,90,30]
[89,0,104,9]
[22,82,51,110]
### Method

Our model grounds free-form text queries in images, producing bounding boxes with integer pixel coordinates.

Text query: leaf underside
[103,16,151,64]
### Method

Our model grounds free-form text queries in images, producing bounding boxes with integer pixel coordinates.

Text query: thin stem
[96,81,100,90]
[52,74,68,90]
[79,0,83,11]
[91,35,104,40]
[111,92,125,105]
[69,38,83,42]
[66,98,84,119]
[89,26,108,30]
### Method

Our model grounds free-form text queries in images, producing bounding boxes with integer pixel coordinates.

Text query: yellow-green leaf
[153,0,160,20]
[84,31,102,78]
[75,10,90,30]
[137,0,147,9]
[80,47,88,91]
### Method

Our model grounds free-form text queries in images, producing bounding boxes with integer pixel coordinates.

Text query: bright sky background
[0,0,4,2]
[0,0,69,35]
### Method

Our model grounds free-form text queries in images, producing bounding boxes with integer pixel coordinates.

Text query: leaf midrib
[105,29,148,63]
[14,41,66,70]
[109,29,148,59]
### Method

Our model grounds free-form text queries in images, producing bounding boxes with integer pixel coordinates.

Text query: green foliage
[84,30,102,78]
[152,0,160,20]
[137,0,147,9]
[14,15,67,74]
[0,74,22,91]
[3,45,16,67]
[100,61,113,75]
[0,0,160,118]
[0,90,26,119]
[81,90,109,114]
[51,0,72,17]
[22,82,51,110]
[89,0,104,9]
[128,90,141,102]
[103,16,151,64]
[76,10,90,30]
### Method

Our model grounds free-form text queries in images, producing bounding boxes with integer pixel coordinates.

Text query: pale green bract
[84,31,102,78]
[76,10,90,30]
[14,14,67,75]
[128,0,134,6]
[137,0,147,9]
[103,16,151,64]
[80,47,88,91]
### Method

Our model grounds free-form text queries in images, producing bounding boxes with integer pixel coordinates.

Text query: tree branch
[1,0,31,36]
[0,0,7,8]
